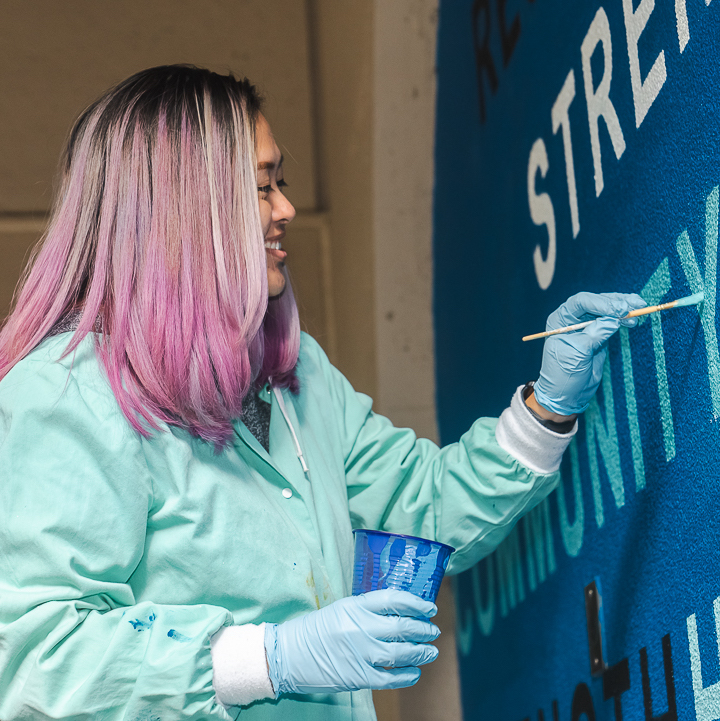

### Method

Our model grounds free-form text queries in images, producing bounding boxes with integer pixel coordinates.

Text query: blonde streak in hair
[60,95,117,305]
[110,119,146,344]
[199,99,243,403]
[64,106,120,318]
[240,100,267,320]
[163,118,183,282]
[229,93,267,340]
[158,109,185,361]
[199,88,232,313]
[93,102,145,351]
[187,92,241,406]
[62,93,114,176]
[141,109,182,388]
[80,109,139,344]
[225,96,246,320]
[178,110,202,366]
[167,109,193,390]
[184,126,219,333]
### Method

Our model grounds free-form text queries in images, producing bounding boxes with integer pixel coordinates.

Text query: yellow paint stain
[306,571,321,609]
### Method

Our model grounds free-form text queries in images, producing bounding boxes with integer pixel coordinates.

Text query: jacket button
[282,488,293,499]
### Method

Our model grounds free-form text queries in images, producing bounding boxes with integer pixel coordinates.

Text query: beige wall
[0,0,317,213]
[0,4,461,720]
[373,1,440,442]
[309,0,377,395]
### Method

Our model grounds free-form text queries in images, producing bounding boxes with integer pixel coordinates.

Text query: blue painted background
[433,1,720,719]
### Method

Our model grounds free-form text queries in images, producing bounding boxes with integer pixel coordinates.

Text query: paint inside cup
[352,529,455,602]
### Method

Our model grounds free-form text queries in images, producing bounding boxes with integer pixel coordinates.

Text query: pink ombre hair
[0,65,300,448]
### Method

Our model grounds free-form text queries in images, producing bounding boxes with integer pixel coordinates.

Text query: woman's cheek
[259,198,272,237]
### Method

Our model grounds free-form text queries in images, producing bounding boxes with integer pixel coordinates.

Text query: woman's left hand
[533,292,646,416]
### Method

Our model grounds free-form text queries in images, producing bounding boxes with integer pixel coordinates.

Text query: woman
[0,66,644,720]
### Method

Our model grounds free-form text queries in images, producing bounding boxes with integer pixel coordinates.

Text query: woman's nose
[273,192,296,224]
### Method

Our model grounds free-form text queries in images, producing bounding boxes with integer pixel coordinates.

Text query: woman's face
[256,114,296,298]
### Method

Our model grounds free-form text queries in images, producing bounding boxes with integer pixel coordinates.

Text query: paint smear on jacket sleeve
[128,612,156,631]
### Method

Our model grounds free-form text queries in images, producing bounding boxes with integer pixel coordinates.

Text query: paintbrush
[522,292,705,342]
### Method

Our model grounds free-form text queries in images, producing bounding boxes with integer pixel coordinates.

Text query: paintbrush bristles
[522,292,704,342]
[674,291,705,307]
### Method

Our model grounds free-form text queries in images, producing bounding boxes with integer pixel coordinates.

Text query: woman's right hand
[264,589,440,696]
[533,292,646,416]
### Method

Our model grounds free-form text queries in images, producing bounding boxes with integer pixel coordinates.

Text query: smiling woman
[0,64,640,721]
[0,65,302,447]
[256,114,296,298]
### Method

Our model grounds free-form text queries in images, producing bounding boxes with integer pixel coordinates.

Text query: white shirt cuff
[211,623,275,707]
[495,385,577,474]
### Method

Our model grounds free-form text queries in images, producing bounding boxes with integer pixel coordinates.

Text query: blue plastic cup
[352,529,455,602]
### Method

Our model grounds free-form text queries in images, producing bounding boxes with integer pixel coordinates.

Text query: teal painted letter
[640,259,676,462]
[677,186,720,417]
[585,359,624,528]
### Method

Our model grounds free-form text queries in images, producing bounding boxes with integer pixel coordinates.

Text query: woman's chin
[268,279,286,299]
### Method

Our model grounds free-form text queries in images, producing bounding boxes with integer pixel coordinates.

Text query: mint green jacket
[0,332,559,720]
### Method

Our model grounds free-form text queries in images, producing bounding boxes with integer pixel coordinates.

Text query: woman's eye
[258,185,272,195]
[277,179,288,189]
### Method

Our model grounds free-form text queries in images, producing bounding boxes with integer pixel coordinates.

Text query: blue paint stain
[131,711,162,721]
[167,629,192,643]
[129,613,156,632]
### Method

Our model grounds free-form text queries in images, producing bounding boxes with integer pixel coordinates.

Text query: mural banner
[433,1,720,719]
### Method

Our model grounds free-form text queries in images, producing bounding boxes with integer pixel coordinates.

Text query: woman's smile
[264,236,287,257]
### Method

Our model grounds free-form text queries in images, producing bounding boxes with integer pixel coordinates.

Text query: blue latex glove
[534,292,646,416]
[264,589,440,696]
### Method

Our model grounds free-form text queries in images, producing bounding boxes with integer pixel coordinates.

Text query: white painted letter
[581,7,626,197]
[528,138,556,290]
[623,0,667,127]
[676,0,690,51]
[676,0,714,52]
[687,595,720,719]
[552,70,580,238]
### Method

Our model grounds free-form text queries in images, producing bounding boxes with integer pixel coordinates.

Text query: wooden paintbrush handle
[523,296,696,341]
[523,302,670,341]
[522,320,593,342]
[624,300,677,318]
